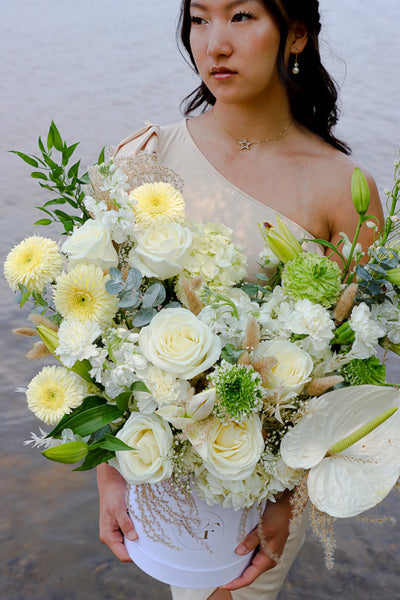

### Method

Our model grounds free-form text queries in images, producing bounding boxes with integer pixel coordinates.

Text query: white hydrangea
[371,299,400,344]
[198,289,259,346]
[55,318,101,368]
[262,451,304,494]
[193,462,273,510]
[258,287,294,338]
[349,303,386,359]
[84,192,137,244]
[178,220,247,291]
[289,299,335,355]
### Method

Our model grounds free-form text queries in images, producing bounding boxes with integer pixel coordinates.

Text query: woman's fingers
[99,507,137,562]
[221,547,276,590]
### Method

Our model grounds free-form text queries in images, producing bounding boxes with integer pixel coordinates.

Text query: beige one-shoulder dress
[117,120,316,600]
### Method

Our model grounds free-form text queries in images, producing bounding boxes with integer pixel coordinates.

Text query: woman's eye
[190,15,207,25]
[232,11,255,22]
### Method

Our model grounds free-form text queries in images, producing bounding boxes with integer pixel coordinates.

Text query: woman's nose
[207,24,233,57]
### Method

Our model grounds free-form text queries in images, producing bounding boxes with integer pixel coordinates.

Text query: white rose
[113,413,173,484]
[188,415,264,481]
[62,219,119,270]
[255,340,313,393]
[139,308,221,379]
[128,223,193,280]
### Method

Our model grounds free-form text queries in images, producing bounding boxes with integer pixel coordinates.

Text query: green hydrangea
[341,357,386,386]
[281,253,341,307]
[211,361,263,422]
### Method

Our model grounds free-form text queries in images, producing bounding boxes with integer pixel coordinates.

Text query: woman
[97,1,383,598]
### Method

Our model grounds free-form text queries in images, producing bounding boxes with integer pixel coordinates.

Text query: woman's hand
[97,462,137,562]
[221,489,293,591]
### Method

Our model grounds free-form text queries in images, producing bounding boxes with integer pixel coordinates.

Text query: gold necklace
[211,107,292,151]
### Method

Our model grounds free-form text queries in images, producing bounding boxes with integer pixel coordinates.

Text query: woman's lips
[211,67,237,80]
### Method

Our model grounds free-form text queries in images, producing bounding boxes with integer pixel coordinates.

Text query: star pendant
[238,138,251,150]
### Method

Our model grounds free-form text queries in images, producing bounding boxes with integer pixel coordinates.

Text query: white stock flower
[139,308,221,379]
[188,415,264,481]
[254,340,313,394]
[62,219,119,270]
[349,303,386,359]
[55,318,101,368]
[289,299,335,354]
[371,300,400,344]
[113,412,173,484]
[128,223,193,280]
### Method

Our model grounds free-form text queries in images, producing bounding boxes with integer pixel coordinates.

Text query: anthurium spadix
[280,385,400,518]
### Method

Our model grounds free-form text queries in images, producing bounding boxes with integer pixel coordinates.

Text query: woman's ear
[289,22,308,54]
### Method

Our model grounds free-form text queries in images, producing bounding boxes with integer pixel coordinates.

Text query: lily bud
[331,321,355,346]
[186,388,216,421]
[386,267,400,286]
[351,167,370,215]
[42,441,89,464]
[260,216,303,263]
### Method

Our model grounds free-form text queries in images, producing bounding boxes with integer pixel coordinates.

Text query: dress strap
[116,122,160,157]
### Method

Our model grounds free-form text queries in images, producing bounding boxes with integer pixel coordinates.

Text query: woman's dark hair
[178,0,350,155]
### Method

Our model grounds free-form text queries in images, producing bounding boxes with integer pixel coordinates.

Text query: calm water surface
[1,1,399,599]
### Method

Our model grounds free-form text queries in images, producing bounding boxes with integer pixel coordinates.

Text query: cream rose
[139,308,221,379]
[62,219,118,270]
[256,340,313,393]
[189,415,264,481]
[113,413,173,484]
[128,223,193,280]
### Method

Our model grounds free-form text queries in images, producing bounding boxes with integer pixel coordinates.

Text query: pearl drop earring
[292,53,300,75]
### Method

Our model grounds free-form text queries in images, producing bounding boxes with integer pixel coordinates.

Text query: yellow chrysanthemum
[53,263,118,326]
[4,235,63,292]
[26,366,86,425]
[129,182,185,228]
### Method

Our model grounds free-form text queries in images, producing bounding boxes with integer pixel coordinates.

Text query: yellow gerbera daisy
[53,263,118,326]
[129,182,185,228]
[26,365,86,425]
[4,235,63,292]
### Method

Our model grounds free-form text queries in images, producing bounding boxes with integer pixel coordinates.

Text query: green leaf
[221,344,245,364]
[94,434,135,452]
[34,219,53,226]
[124,268,142,291]
[115,391,132,412]
[42,441,89,464]
[38,136,46,155]
[118,290,141,310]
[47,396,106,438]
[73,447,114,471]
[9,150,39,168]
[98,146,105,165]
[51,121,63,151]
[131,381,150,393]
[60,404,123,437]
[44,198,67,207]
[131,307,157,327]
[63,142,80,162]
[47,125,54,150]
[68,160,81,179]
[30,171,48,180]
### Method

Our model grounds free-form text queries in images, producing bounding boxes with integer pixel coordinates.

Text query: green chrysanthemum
[341,357,386,386]
[211,361,263,422]
[281,253,341,307]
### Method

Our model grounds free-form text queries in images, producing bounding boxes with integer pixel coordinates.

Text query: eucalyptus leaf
[105,281,125,295]
[124,268,142,291]
[142,282,166,308]
[109,267,124,282]
[131,307,157,327]
[118,290,141,309]
[221,344,245,364]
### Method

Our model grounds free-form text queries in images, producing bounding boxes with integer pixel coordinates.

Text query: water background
[1,1,399,598]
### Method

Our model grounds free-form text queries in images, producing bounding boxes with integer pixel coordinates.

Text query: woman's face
[188,0,289,105]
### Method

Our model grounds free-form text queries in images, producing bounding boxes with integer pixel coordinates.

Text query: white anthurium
[280,385,400,518]
[186,388,216,420]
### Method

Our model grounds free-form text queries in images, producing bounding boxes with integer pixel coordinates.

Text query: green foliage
[10,121,96,235]
[106,267,167,326]
[357,247,400,302]
[341,357,386,386]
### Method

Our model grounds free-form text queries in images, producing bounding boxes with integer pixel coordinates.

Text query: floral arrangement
[4,123,400,566]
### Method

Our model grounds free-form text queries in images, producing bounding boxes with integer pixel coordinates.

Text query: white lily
[281,385,400,518]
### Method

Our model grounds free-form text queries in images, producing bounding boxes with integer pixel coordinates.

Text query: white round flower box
[125,483,261,588]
